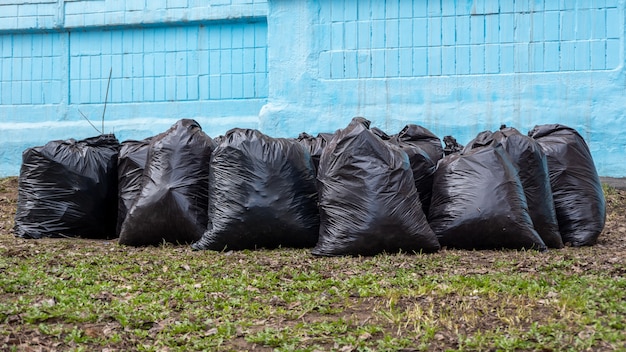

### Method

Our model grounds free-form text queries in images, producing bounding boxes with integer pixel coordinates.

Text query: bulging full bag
[429,143,546,251]
[388,124,443,217]
[529,124,606,246]
[14,134,120,239]
[464,128,563,248]
[312,117,440,256]
[297,132,334,174]
[116,138,151,236]
[192,128,320,251]
[118,119,215,246]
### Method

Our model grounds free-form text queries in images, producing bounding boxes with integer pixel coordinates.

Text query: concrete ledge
[600,177,626,190]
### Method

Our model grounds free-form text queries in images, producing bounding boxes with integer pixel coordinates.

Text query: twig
[78,109,102,135]
[102,67,112,134]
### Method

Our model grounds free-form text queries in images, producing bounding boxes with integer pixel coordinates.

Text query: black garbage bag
[388,124,444,217]
[429,143,546,250]
[443,135,464,155]
[371,127,392,140]
[464,128,564,248]
[192,128,320,251]
[394,124,444,164]
[116,138,151,236]
[297,132,334,174]
[118,119,215,246]
[312,117,440,256]
[528,124,606,246]
[14,134,120,239]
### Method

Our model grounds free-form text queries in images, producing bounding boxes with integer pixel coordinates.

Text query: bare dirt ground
[1,176,625,351]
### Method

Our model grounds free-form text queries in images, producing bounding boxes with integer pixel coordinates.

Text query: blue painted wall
[0,0,268,177]
[1,0,626,177]
[261,0,626,177]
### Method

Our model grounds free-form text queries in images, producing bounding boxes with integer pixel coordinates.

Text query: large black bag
[192,128,320,251]
[528,124,606,246]
[116,138,151,236]
[429,143,546,250]
[464,128,563,248]
[14,134,120,239]
[388,124,443,217]
[312,118,440,256]
[118,119,215,246]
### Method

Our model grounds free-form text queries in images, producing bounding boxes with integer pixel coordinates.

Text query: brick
[530,42,544,72]
[428,17,441,46]
[559,41,575,70]
[385,48,399,76]
[514,43,529,73]
[574,41,590,70]
[412,18,428,47]
[606,39,620,69]
[344,21,357,50]
[398,48,413,77]
[0,5,18,18]
[441,46,455,75]
[470,15,485,45]
[441,16,455,45]
[344,50,357,78]
[485,44,499,73]
[484,14,498,44]
[330,51,344,78]
[470,45,484,74]
[386,0,399,19]
[428,46,441,75]
[412,47,427,76]
[455,45,470,75]
[371,49,385,77]
[590,40,606,70]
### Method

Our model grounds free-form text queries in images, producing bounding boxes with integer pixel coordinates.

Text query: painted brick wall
[0,0,268,177]
[317,1,621,78]
[2,0,626,177]
[262,0,626,177]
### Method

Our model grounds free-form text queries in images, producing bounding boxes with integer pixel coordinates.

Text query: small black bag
[14,134,120,239]
[464,128,563,248]
[388,124,444,217]
[116,138,151,236]
[429,143,546,251]
[529,124,606,246]
[118,119,215,246]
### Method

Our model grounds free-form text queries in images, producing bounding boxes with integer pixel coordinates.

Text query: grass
[1,245,625,351]
[0,177,625,351]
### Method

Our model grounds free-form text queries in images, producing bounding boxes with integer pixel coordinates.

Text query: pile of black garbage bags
[13,117,606,256]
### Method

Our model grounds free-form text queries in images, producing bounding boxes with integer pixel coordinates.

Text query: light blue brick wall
[2,0,626,177]
[0,0,268,177]
[262,0,626,177]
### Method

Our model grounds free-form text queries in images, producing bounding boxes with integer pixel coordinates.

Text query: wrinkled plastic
[14,134,120,239]
[118,119,215,246]
[371,127,392,140]
[297,132,334,173]
[388,124,444,217]
[464,128,563,248]
[443,135,464,155]
[394,124,444,164]
[192,128,320,251]
[312,117,440,256]
[529,124,606,246]
[116,138,151,236]
[429,143,546,251]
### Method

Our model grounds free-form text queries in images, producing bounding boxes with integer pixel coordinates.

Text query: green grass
[0,179,625,351]
[1,243,625,351]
